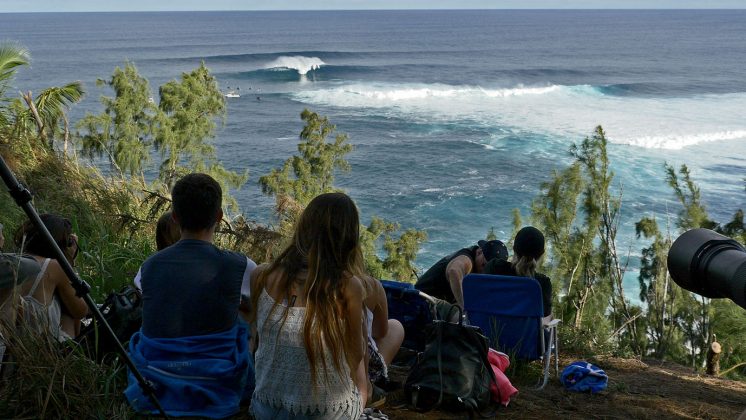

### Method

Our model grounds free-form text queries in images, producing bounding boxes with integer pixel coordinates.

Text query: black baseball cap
[477,239,509,262]
[514,226,545,259]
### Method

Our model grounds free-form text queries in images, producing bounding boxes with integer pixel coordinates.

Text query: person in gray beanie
[485,226,553,317]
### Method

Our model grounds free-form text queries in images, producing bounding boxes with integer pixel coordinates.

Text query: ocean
[2,10,746,297]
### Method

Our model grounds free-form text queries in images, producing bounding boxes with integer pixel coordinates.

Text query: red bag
[488,348,519,406]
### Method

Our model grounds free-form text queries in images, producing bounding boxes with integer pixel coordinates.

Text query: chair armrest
[418,291,438,305]
[543,318,561,328]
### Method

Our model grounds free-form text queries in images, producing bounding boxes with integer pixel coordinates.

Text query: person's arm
[241,257,257,298]
[133,268,142,292]
[370,278,389,340]
[51,261,88,319]
[248,264,268,353]
[239,257,257,318]
[344,275,366,411]
[445,255,473,307]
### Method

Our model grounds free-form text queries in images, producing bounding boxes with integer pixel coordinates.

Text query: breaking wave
[263,56,325,75]
[291,82,746,150]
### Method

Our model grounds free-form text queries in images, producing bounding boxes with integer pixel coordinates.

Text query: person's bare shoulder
[251,263,269,279]
[344,274,365,301]
[447,254,472,271]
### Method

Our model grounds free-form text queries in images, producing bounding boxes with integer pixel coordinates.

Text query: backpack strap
[27,258,51,297]
[435,319,444,409]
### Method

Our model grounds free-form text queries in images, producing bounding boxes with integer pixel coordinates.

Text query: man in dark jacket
[415,239,508,307]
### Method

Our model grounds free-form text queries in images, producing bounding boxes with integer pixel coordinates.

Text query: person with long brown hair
[14,214,88,340]
[250,192,365,419]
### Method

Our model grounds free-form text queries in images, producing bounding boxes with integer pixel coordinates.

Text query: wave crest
[264,56,325,75]
[292,81,746,150]
[624,130,746,150]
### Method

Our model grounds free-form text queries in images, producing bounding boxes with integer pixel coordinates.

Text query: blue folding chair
[380,280,436,351]
[462,274,560,389]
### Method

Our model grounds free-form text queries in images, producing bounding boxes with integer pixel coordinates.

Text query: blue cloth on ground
[560,361,608,393]
[125,321,251,418]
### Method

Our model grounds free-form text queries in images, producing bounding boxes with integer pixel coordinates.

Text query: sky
[1,0,744,13]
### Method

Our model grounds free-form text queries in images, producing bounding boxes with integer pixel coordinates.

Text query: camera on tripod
[668,228,746,309]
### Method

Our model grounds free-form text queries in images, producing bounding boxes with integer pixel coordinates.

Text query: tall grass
[0,320,132,419]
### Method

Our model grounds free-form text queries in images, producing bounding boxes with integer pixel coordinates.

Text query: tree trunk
[574,285,591,329]
[22,91,47,143]
[63,114,70,154]
[706,338,721,376]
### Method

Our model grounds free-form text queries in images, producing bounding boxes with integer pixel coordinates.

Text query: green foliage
[259,109,352,229]
[77,62,157,177]
[260,110,426,280]
[0,324,131,419]
[30,82,85,147]
[665,164,717,231]
[635,216,682,358]
[382,227,428,283]
[710,299,746,380]
[485,226,497,241]
[156,63,247,199]
[718,208,746,244]
[0,43,30,127]
[77,62,247,210]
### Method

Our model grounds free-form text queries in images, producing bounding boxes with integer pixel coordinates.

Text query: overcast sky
[1,0,744,13]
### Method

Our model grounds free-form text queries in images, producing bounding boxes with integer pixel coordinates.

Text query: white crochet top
[252,288,362,418]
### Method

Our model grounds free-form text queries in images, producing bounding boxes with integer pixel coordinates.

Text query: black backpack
[404,305,496,415]
[76,286,142,362]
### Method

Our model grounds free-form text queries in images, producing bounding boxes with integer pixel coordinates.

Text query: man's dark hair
[172,173,222,231]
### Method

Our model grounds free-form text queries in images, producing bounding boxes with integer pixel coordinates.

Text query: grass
[0,322,132,419]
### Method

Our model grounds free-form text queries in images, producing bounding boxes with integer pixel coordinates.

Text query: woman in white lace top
[249,193,366,419]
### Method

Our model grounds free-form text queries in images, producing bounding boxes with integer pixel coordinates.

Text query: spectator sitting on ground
[415,239,509,308]
[249,192,366,419]
[124,173,257,418]
[359,275,405,408]
[13,214,88,341]
[485,226,552,317]
[0,221,41,374]
[133,211,180,291]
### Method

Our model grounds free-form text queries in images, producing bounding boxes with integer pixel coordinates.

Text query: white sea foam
[264,56,325,75]
[625,130,746,150]
[292,82,746,150]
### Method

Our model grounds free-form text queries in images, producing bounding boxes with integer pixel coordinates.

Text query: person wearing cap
[485,226,552,317]
[415,239,509,307]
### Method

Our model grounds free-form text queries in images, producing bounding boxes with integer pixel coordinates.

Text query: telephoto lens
[668,228,746,309]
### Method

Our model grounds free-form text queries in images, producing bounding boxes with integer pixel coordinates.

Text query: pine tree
[259,109,352,234]
[77,62,157,178]
[635,215,682,358]
[155,62,246,196]
[260,109,426,281]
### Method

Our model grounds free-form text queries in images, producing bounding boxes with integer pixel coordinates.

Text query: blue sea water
[2,10,746,298]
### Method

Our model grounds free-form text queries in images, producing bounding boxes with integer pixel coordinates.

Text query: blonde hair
[512,254,538,279]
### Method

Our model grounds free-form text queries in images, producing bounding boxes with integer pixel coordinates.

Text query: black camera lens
[668,229,746,309]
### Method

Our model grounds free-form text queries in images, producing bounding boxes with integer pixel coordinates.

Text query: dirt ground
[381,356,746,420]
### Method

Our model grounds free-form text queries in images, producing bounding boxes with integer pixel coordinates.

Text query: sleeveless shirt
[23,258,70,341]
[415,246,478,302]
[252,288,362,418]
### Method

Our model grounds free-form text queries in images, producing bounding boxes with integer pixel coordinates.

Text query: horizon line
[2,8,746,14]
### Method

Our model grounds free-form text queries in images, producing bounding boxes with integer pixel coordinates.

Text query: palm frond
[0,42,30,85]
[35,81,85,122]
